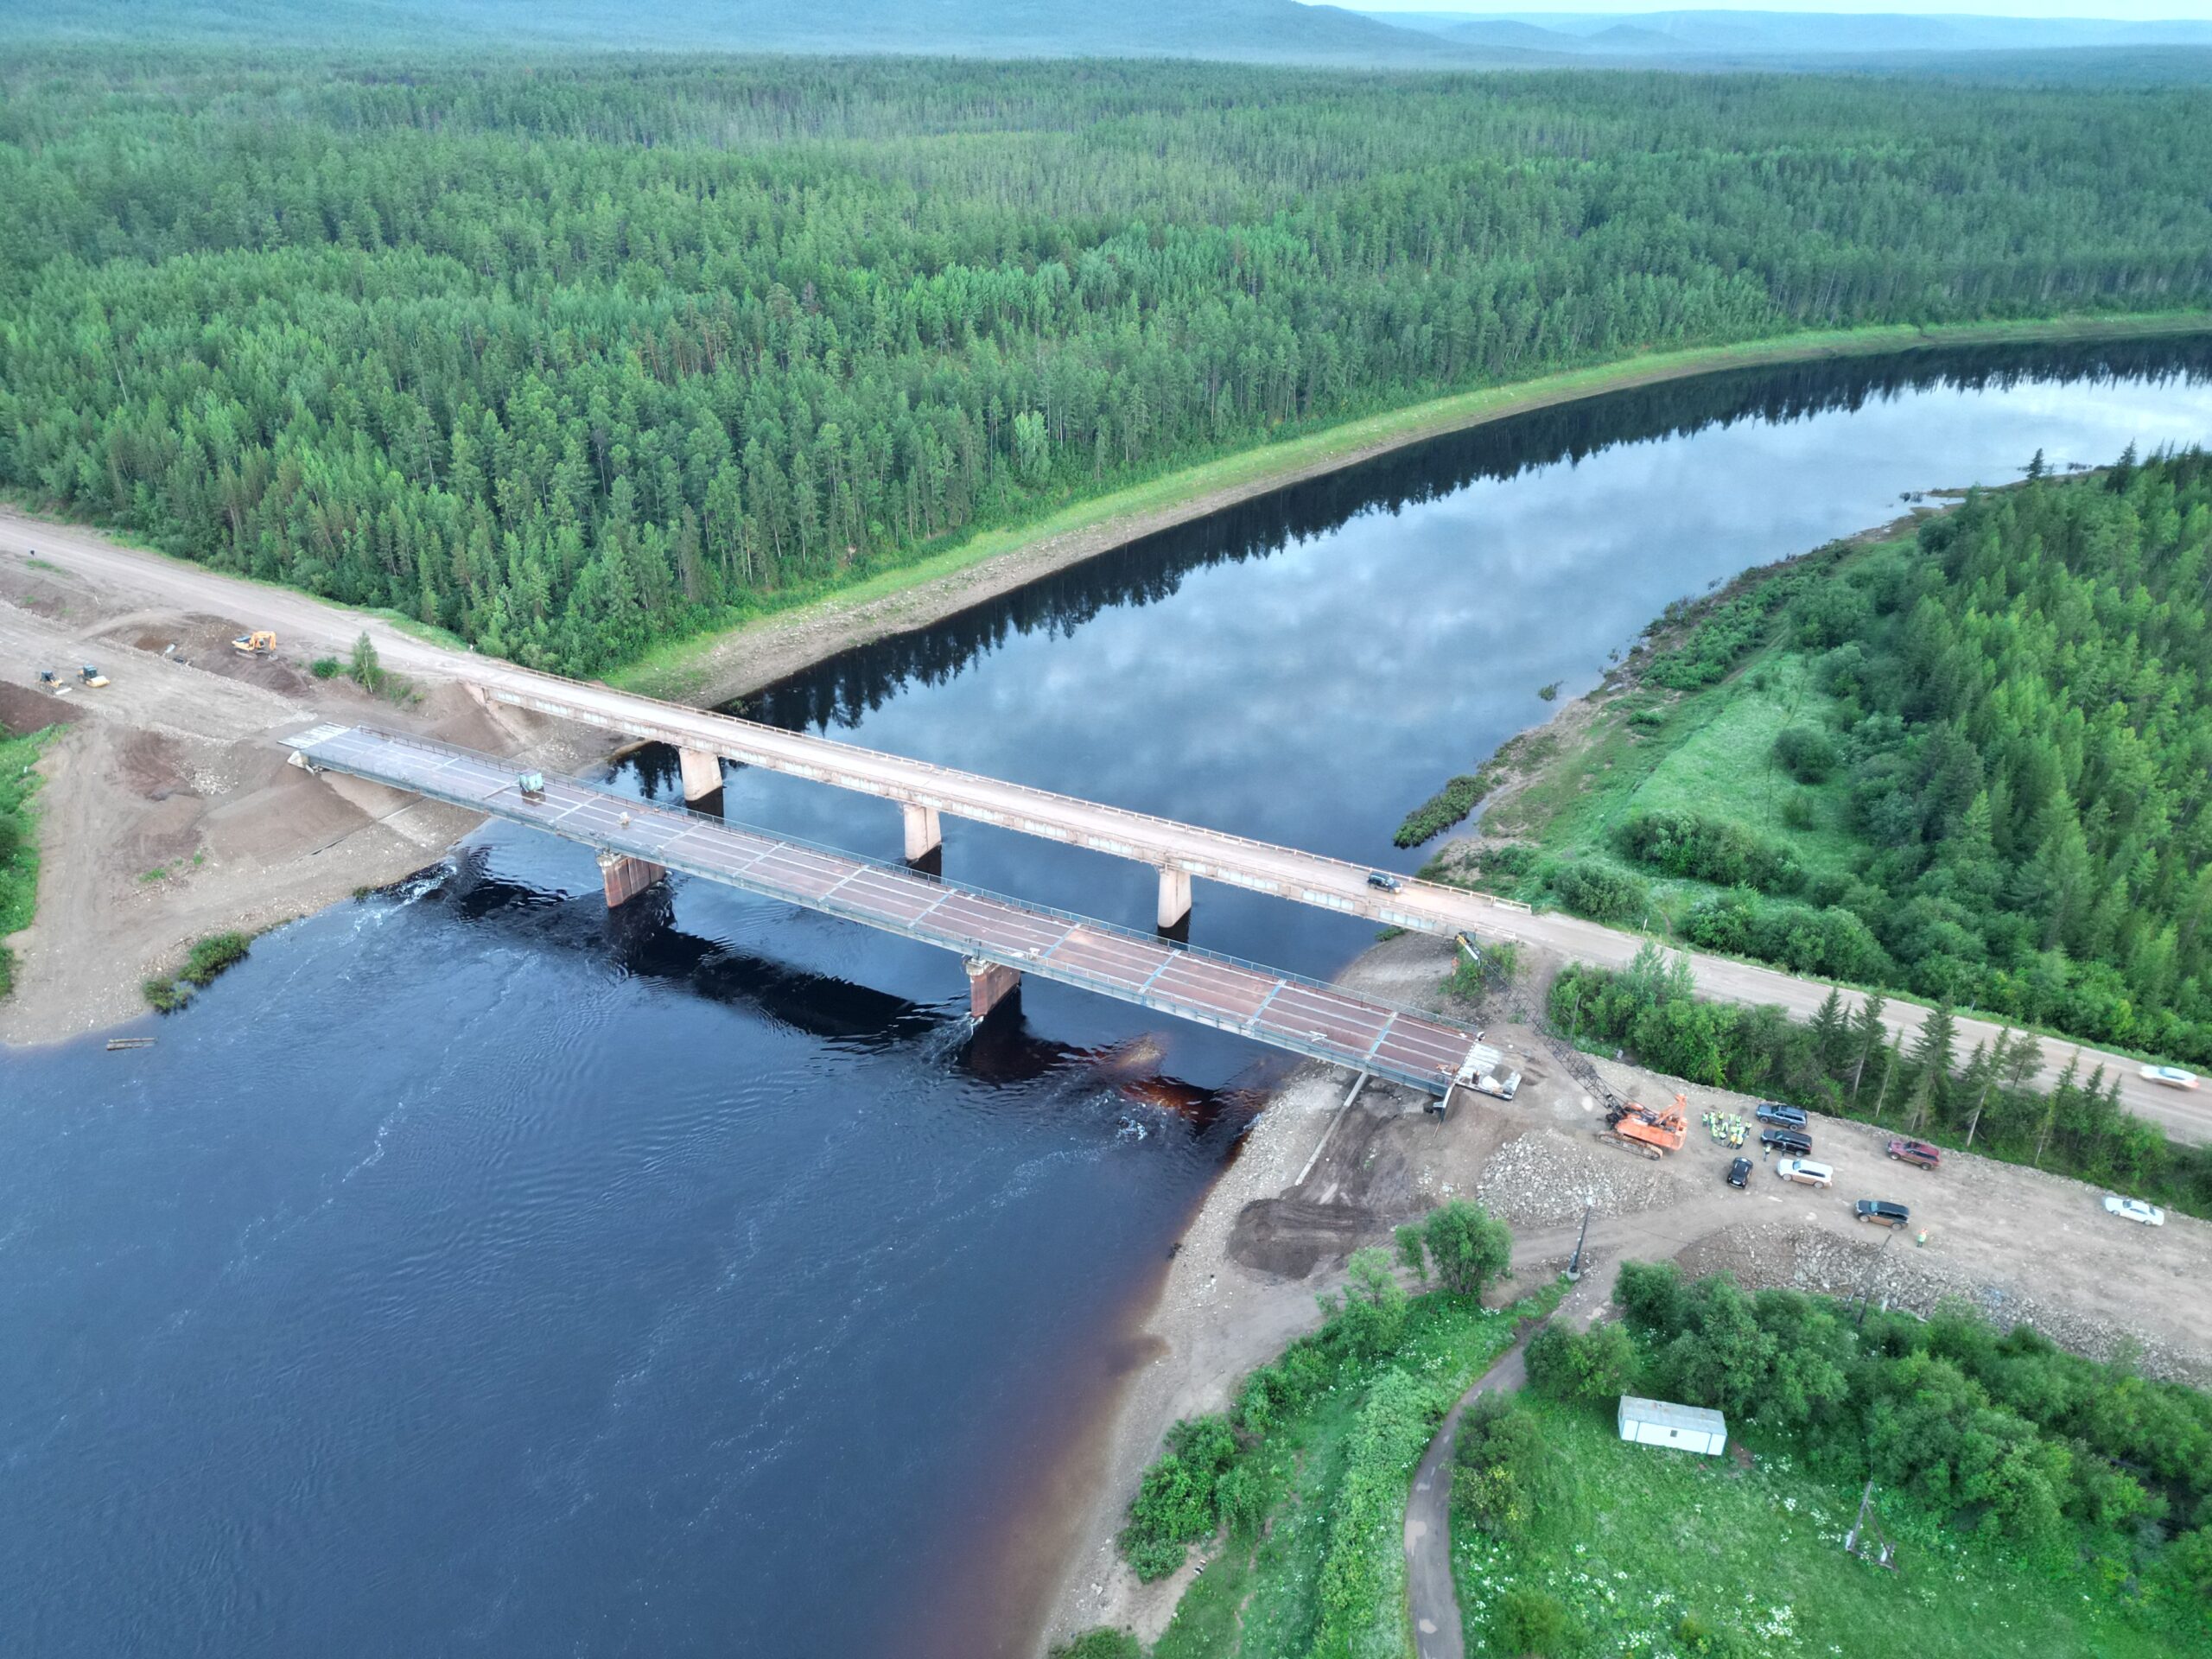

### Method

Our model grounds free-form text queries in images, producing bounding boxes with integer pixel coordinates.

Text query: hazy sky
[1334,3,2212,18]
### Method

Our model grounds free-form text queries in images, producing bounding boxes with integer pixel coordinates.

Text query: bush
[1405,1199,1512,1300]
[143,974,185,1013]
[1049,1631,1141,1659]
[1395,769,1495,848]
[309,656,341,679]
[1550,861,1648,925]
[1525,1321,1636,1402]
[1476,842,1538,880]
[1452,1394,1549,1541]
[1772,724,1840,783]
[1118,1414,1237,1580]
[1493,1586,1574,1656]
[1617,809,1802,893]
[1779,790,1817,830]
[180,931,250,988]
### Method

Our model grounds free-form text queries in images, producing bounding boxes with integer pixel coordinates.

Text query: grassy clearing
[608,315,2210,702]
[1528,652,1863,902]
[1145,1282,1561,1659]
[1454,1397,2182,1659]
[0,724,59,998]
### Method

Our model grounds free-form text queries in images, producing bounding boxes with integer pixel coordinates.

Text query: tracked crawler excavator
[1597,1093,1689,1160]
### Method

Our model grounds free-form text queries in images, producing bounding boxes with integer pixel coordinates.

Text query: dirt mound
[118,729,194,799]
[1227,1196,1379,1280]
[1476,1126,1693,1226]
[0,681,81,734]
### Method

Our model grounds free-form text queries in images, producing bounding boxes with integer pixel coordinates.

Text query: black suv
[1726,1157,1753,1189]
[1760,1127,1813,1156]
[1755,1102,1808,1128]
[1855,1199,1911,1229]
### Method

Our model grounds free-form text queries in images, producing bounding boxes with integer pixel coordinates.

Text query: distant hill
[1389,10,2212,60]
[3,0,1554,64]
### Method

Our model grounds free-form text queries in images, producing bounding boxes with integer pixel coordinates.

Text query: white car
[1775,1158,1834,1188]
[2139,1065,2199,1090]
[2103,1195,2166,1227]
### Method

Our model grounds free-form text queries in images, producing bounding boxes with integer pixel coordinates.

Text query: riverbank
[1037,931,2212,1656]
[610,313,2212,709]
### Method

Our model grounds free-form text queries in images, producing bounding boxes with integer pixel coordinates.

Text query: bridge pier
[964,957,1020,1020]
[677,746,723,803]
[598,850,667,908]
[903,802,943,864]
[1157,867,1192,931]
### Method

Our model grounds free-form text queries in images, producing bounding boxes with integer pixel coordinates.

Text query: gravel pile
[1681,1223,2211,1388]
[1476,1128,1690,1226]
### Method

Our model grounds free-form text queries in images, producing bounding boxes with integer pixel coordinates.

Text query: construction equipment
[79,664,109,688]
[232,630,277,655]
[1598,1092,1688,1160]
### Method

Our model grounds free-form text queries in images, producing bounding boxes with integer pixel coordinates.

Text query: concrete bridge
[458,659,1526,938]
[285,724,1500,1096]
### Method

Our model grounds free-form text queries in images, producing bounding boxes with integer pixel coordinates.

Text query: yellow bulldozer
[232,630,277,655]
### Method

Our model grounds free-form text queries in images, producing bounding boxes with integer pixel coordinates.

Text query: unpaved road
[7,507,2206,1143]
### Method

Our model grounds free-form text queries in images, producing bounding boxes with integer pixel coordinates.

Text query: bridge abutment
[598,850,667,908]
[903,802,943,863]
[964,957,1020,1020]
[677,746,723,803]
[1157,867,1192,931]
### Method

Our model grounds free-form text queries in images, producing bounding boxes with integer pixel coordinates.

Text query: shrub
[1406,1199,1512,1300]
[1049,1631,1141,1659]
[1550,861,1648,925]
[309,656,341,679]
[1395,769,1494,848]
[1772,724,1840,783]
[1525,1321,1636,1403]
[1117,1414,1237,1580]
[1780,789,1817,830]
[1476,842,1538,880]
[1617,809,1802,893]
[143,974,185,1013]
[1452,1394,1549,1541]
[180,931,250,988]
[1493,1586,1574,1656]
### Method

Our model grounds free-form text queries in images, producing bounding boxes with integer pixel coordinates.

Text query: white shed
[1618,1395,1727,1456]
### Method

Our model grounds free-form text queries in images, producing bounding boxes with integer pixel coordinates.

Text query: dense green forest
[1512,456,2212,1075]
[4,53,2212,674]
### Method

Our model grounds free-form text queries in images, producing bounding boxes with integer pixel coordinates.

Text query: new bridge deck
[285,725,1487,1095]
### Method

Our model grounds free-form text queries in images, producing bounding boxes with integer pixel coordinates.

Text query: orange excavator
[1598,1093,1688,1160]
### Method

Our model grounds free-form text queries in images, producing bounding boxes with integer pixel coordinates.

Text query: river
[4,337,2211,1658]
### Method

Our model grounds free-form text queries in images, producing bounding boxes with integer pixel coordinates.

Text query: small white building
[1618,1395,1727,1456]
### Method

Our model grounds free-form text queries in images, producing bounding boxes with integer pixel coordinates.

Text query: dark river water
[6,337,2212,1659]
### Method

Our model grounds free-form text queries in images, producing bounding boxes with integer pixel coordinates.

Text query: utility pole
[1854,1227,1899,1329]
[1567,1199,1593,1281]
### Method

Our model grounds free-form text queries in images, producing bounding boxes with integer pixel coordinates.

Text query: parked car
[1726,1157,1752,1189]
[2140,1065,2199,1090]
[1760,1127,1813,1156]
[1755,1102,1808,1128]
[2103,1195,2167,1227]
[1886,1137,1942,1170]
[1776,1159,1834,1188]
[1366,870,1402,893]
[1855,1199,1911,1228]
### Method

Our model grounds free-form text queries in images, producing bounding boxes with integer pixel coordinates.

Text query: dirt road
[4,510,2209,1144]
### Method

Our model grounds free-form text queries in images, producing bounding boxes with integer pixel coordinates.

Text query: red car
[1886,1137,1942,1171]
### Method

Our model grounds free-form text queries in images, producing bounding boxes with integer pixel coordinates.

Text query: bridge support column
[903,802,942,864]
[1156,867,1192,932]
[964,957,1020,1020]
[598,850,666,908]
[677,746,723,803]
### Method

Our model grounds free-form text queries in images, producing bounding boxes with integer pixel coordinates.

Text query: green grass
[1453,1398,2183,1659]
[0,725,59,998]
[607,314,2212,702]
[1539,652,1861,894]
[1152,1284,1563,1659]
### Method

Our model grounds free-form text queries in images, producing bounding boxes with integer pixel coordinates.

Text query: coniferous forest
[5,51,2212,672]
